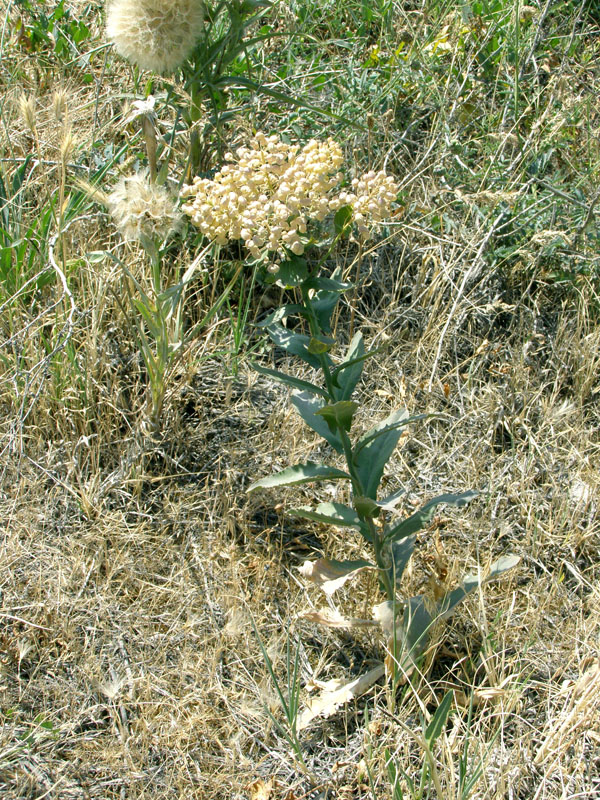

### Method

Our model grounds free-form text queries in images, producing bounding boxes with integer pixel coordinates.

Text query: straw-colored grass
[1,2,599,798]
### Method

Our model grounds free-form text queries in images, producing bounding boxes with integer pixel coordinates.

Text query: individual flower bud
[106,0,205,74]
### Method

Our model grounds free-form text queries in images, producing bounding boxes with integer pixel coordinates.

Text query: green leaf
[247,462,351,492]
[304,275,352,293]
[315,400,359,434]
[288,502,370,539]
[291,391,344,453]
[305,269,351,334]
[377,487,407,511]
[388,534,416,586]
[289,502,360,527]
[334,204,353,235]
[354,496,381,519]
[251,362,329,399]
[425,691,454,747]
[275,254,308,287]
[354,412,429,456]
[332,346,384,384]
[396,596,433,674]
[266,323,324,369]
[353,409,411,500]
[333,332,365,401]
[386,491,478,544]
[256,304,305,327]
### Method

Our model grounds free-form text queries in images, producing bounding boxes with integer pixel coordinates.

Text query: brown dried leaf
[298,664,385,730]
[298,557,373,595]
[247,777,279,800]
[301,608,377,629]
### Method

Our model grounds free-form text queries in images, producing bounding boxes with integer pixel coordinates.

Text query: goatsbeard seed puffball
[107,172,182,242]
[106,0,205,74]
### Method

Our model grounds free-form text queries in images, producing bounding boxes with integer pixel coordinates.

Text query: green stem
[300,282,395,602]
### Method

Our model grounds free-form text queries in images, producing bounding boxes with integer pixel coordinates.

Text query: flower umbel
[181,133,399,262]
[107,172,181,243]
[106,0,204,74]
[182,133,343,259]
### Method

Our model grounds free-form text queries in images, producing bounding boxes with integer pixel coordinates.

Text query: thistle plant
[181,132,520,726]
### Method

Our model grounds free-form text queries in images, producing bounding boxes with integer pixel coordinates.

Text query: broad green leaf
[394,596,433,677]
[247,462,350,492]
[250,362,329,399]
[353,409,411,500]
[334,204,353,235]
[334,332,365,401]
[354,496,380,519]
[388,533,416,586]
[291,391,344,453]
[289,502,361,527]
[425,691,454,747]
[315,400,358,434]
[256,304,305,327]
[385,491,478,544]
[332,346,384,383]
[354,412,430,456]
[266,323,325,369]
[377,487,407,511]
[303,275,352,293]
[380,555,519,682]
[305,269,351,334]
[438,555,520,619]
[289,502,371,539]
[276,255,309,287]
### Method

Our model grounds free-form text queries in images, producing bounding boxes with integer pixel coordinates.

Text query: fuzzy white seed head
[106,0,204,74]
[108,172,182,242]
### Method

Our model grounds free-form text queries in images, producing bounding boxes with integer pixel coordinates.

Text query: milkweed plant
[182,132,520,727]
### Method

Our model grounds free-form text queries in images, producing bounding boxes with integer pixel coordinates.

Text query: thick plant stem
[301,284,395,602]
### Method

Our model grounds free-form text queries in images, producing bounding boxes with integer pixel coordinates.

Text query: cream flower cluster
[106,0,204,74]
[335,171,400,238]
[181,133,398,262]
[107,172,181,243]
[182,134,344,259]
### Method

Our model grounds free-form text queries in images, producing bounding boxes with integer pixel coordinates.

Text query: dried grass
[1,2,599,798]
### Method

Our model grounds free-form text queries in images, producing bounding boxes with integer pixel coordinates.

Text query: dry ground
[1,2,599,799]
